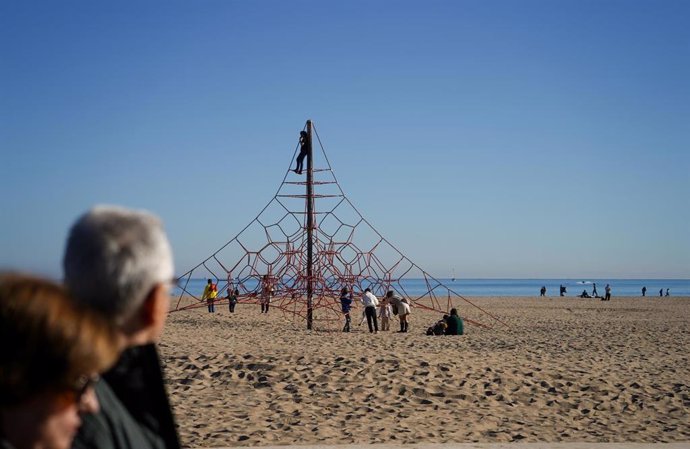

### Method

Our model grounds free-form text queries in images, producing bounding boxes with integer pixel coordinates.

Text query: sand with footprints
[159,296,690,447]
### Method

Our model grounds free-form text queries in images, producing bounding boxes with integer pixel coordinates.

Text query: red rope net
[173,122,505,329]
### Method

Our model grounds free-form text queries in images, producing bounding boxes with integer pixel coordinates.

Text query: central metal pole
[306,120,314,330]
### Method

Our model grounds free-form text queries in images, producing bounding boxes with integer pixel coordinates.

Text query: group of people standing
[641,286,671,297]
[541,283,673,300]
[339,288,412,334]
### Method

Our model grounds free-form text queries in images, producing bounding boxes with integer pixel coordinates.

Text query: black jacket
[72,344,181,449]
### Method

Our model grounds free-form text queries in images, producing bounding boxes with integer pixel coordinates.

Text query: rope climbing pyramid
[173,120,505,330]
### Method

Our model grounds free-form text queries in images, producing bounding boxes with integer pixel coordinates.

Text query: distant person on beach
[642,286,647,296]
[580,289,591,298]
[559,285,566,296]
[540,286,546,297]
[293,131,309,175]
[378,296,393,331]
[604,284,611,301]
[592,283,598,297]
[260,275,272,313]
[386,291,411,333]
[444,308,464,335]
[665,288,670,297]
[227,288,238,313]
[659,288,663,297]
[386,291,400,315]
[340,287,353,332]
[361,288,379,333]
[202,279,217,313]
[64,205,181,449]
[0,273,121,449]
[398,297,412,333]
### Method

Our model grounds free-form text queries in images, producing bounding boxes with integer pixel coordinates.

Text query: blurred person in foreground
[63,205,181,449]
[0,273,120,449]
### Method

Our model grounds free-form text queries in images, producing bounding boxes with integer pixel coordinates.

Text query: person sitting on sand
[427,315,447,335]
[339,287,353,332]
[580,289,591,298]
[0,273,121,449]
[444,308,464,335]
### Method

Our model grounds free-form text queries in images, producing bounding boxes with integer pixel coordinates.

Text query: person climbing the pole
[340,287,353,332]
[293,130,309,175]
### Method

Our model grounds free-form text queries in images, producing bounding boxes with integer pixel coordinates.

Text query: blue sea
[174,278,690,297]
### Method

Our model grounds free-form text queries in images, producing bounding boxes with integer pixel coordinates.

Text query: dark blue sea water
[174,278,690,298]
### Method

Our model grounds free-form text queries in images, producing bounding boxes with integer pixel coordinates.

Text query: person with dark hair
[445,308,464,335]
[604,284,612,301]
[202,279,217,313]
[227,288,239,313]
[642,286,647,297]
[428,315,448,335]
[293,131,309,175]
[659,288,663,297]
[540,286,546,297]
[398,297,412,333]
[0,273,121,449]
[592,283,598,297]
[340,287,353,332]
[260,275,273,313]
[361,288,379,333]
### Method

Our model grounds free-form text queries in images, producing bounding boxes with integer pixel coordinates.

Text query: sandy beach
[160,296,690,447]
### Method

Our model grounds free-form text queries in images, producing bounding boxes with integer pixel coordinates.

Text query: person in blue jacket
[340,287,353,332]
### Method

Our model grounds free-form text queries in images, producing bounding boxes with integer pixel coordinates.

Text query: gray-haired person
[63,205,181,449]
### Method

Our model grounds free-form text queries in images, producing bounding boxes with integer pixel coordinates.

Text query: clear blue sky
[1,0,688,279]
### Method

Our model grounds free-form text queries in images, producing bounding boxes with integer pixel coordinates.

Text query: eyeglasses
[55,374,100,407]
[70,374,100,402]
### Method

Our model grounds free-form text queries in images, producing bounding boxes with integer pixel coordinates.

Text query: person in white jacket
[361,288,379,333]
